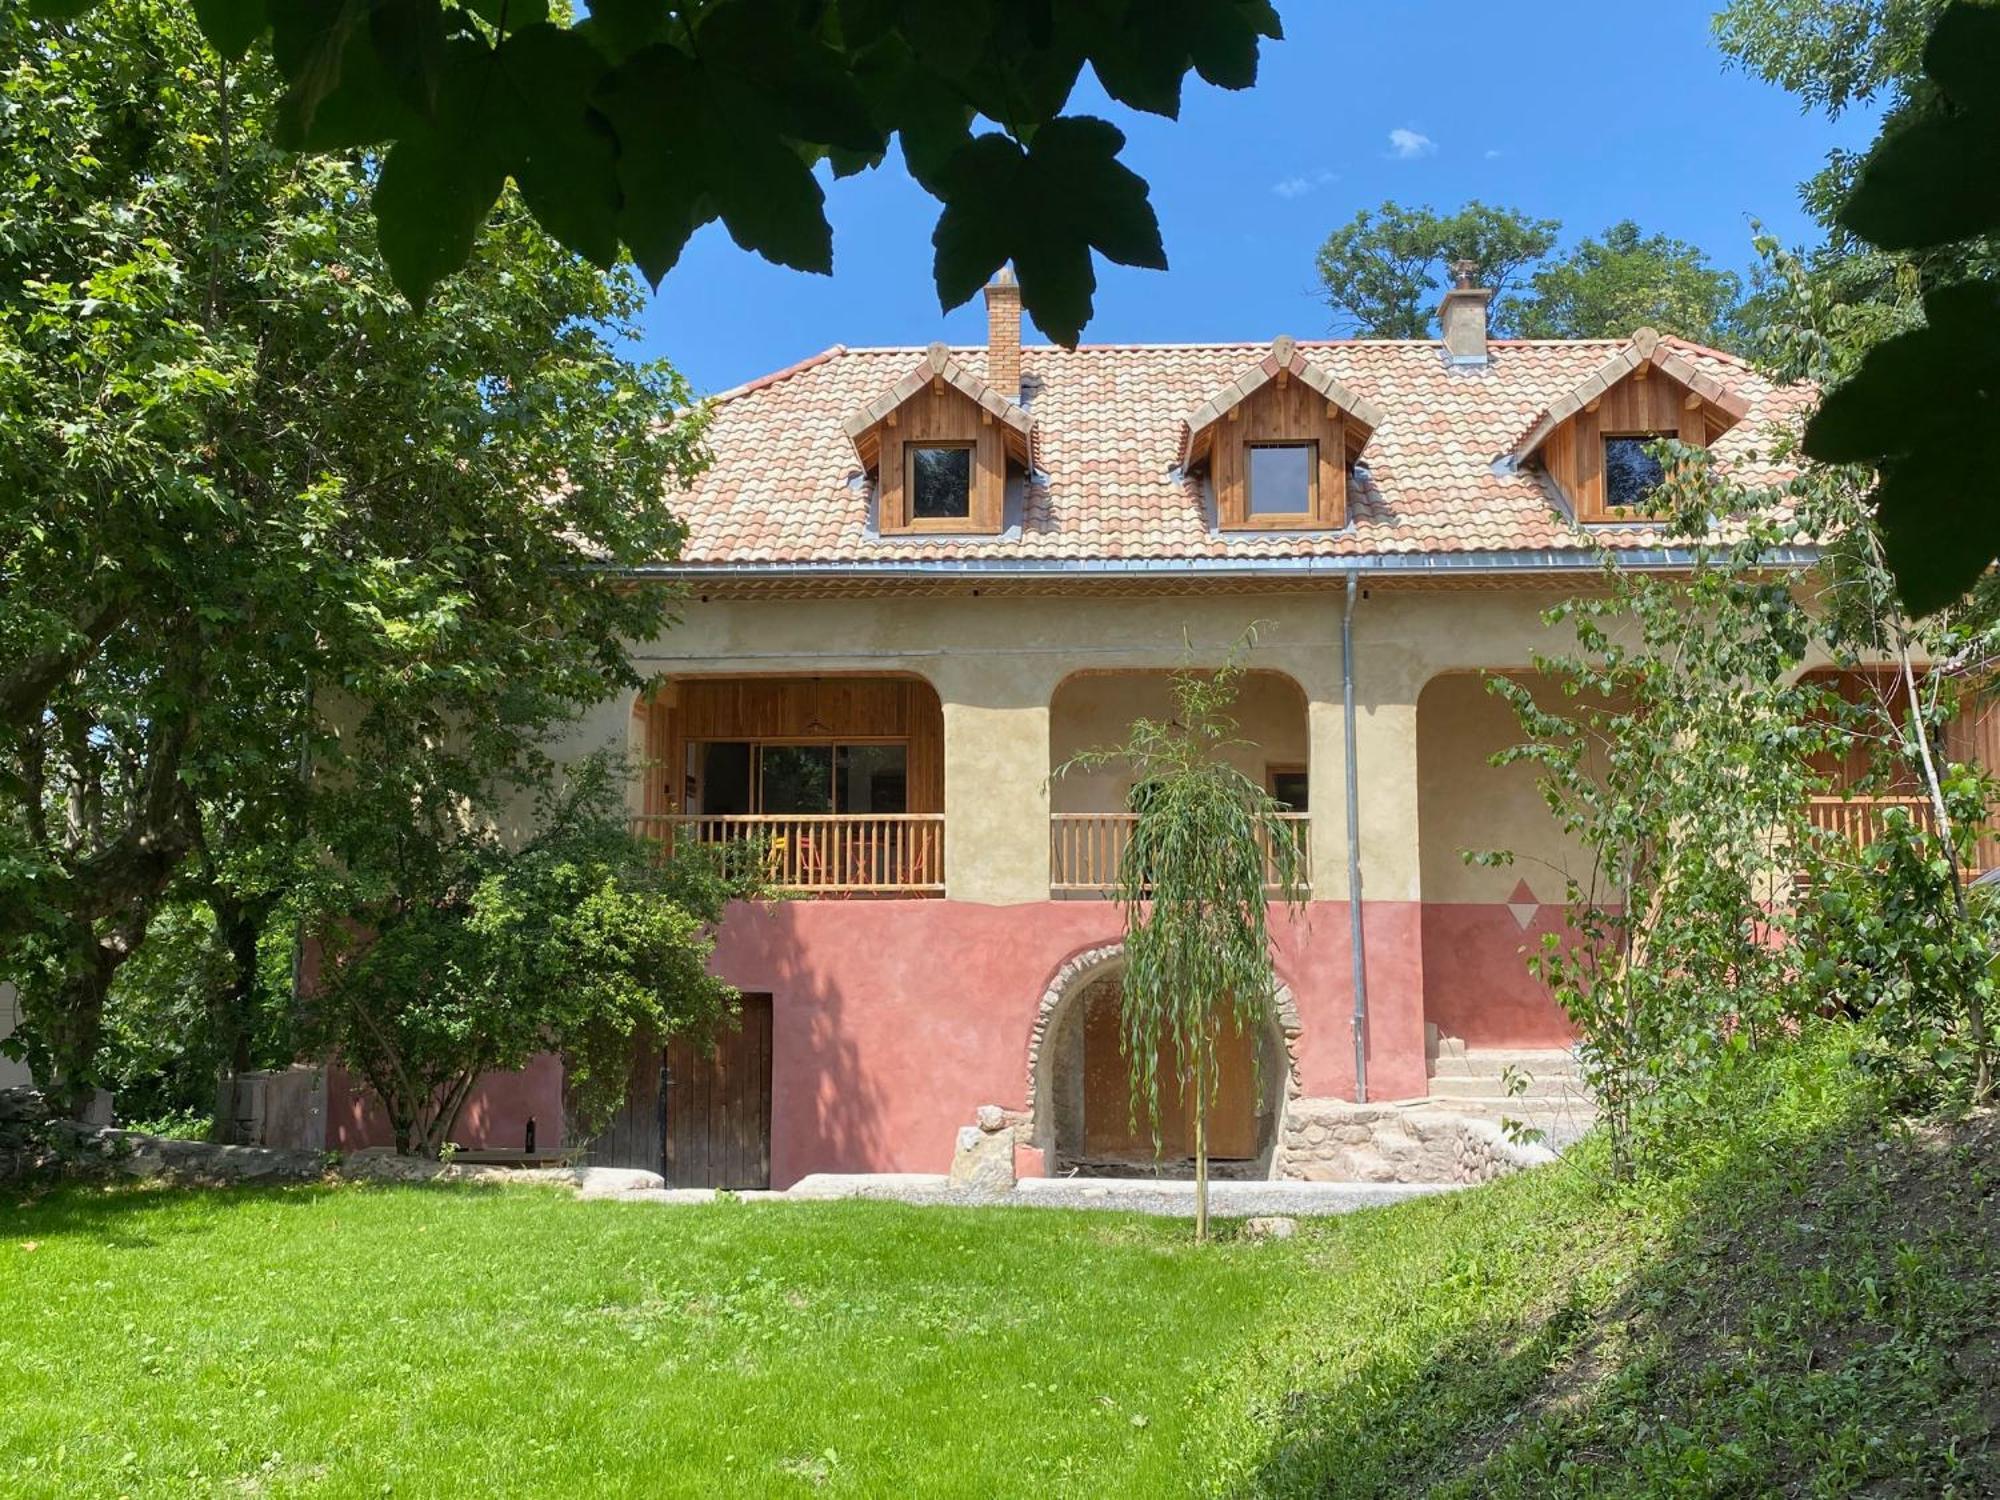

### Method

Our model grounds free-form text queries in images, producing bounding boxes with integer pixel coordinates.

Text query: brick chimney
[984,266,1022,399]
[1437,258,1493,366]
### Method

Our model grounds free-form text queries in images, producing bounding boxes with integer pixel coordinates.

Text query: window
[688,742,908,816]
[1268,767,1309,812]
[907,444,973,520]
[1602,434,1674,512]
[1246,442,1316,517]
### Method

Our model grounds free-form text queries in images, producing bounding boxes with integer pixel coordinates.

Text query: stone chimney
[1437,258,1494,366]
[984,266,1022,399]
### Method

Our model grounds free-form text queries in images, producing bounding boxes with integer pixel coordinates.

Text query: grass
[3,1027,1995,1496]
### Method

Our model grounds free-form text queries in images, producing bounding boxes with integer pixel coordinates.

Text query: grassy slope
[2,1030,1994,1497]
[1196,1035,2000,1497]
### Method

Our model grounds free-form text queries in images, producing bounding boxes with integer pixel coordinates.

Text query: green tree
[1313,200,1559,337]
[306,759,754,1159]
[0,0,706,1112]
[1480,458,1835,1178]
[1058,647,1306,1240]
[1512,220,1745,347]
[25,0,1287,345]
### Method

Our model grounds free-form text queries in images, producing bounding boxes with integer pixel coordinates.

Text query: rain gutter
[1341,572,1369,1104]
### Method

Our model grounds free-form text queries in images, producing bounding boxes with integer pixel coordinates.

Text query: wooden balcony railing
[1806,794,1998,876]
[1050,812,1311,895]
[630,813,945,896]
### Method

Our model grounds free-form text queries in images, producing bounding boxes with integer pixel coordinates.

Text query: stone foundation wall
[1277,1098,1554,1185]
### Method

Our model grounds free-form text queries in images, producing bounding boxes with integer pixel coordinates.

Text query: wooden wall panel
[1211,377,1347,530]
[641,677,944,813]
[878,383,1004,534]
[584,1032,665,1172]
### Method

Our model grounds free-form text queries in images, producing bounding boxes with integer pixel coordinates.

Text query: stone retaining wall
[1277,1098,1555,1185]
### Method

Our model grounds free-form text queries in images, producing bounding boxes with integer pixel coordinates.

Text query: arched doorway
[1027,948,1295,1179]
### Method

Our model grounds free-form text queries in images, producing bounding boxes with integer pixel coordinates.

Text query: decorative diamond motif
[1506,878,1540,932]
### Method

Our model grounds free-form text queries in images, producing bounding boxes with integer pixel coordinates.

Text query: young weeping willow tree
[1058,647,1309,1241]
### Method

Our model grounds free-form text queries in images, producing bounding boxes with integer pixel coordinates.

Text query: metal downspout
[1342,573,1370,1103]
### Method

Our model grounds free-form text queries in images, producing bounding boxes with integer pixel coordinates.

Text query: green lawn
[4,1031,1995,1497]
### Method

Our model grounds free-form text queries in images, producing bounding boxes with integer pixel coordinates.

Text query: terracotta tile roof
[665,334,1813,569]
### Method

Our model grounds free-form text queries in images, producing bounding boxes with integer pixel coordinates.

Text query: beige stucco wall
[539,582,1595,905]
[1048,669,1309,813]
[1417,671,1606,906]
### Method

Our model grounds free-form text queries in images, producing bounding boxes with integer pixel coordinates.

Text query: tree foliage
[1720,0,2000,614]
[1314,201,1746,346]
[1057,644,1305,1240]
[1512,220,1745,348]
[1314,200,1559,338]
[305,759,755,1159]
[1478,458,1837,1178]
[0,0,707,1112]
[23,0,1286,346]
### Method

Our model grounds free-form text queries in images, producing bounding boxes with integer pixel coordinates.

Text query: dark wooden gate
[665,994,773,1189]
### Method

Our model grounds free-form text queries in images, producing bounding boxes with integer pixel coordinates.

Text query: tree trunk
[1192,1044,1210,1244]
[1900,649,1994,1102]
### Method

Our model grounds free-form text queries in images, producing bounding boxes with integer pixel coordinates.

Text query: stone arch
[1024,942,1303,1179]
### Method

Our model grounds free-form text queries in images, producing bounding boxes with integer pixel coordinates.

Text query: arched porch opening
[1026,946,1298,1180]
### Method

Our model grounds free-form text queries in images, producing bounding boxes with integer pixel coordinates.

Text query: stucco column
[934,667,1054,904]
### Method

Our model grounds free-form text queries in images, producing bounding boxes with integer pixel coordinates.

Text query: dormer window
[1602,434,1673,511]
[1179,337,1384,534]
[1509,329,1750,525]
[1247,442,1317,518]
[909,443,973,521]
[841,343,1033,538]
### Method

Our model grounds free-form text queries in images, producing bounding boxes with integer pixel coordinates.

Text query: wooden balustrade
[1049,812,1311,895]
[629,814,945,895]
[1805,794,1998,875]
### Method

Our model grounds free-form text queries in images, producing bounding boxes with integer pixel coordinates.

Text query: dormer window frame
[1243,439,1321,526]
[902,438,980,530]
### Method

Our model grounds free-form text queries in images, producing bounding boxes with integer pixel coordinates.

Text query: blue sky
[631,1,1882,395]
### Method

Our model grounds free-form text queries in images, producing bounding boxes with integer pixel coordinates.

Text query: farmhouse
[321,269,1988,1187]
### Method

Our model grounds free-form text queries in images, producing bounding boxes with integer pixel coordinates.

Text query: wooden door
[1080,982,1258,1162]
[665,994,773,1189]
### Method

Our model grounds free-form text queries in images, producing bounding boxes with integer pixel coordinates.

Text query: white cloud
[1271,168,1338,200]
[1483,148,1505,160]
[1387,127,1437,160]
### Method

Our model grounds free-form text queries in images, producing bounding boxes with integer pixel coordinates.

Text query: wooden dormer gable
[1510,328,1751,522]
[1180,336,1385,530]
[842,342,1032,535]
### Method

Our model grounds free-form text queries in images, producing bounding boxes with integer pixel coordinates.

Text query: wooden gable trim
[843,342,1032,473]
[1509,327,1750,468]
[1180,336,1385,472]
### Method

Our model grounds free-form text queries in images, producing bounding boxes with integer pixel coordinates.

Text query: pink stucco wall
[705,897,1427,1186]
[1420,903,1576,1048]
[323,895,1431,1183]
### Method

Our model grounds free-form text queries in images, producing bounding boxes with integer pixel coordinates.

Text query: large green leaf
[1075,0,1279,117]
[695,0,885,156]
[483,24,621,269]
[374,129,507,307]
[592,47,712,285]
[934,116,1165,345]
[1804,282,2000,614]
[192,0,268,62]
